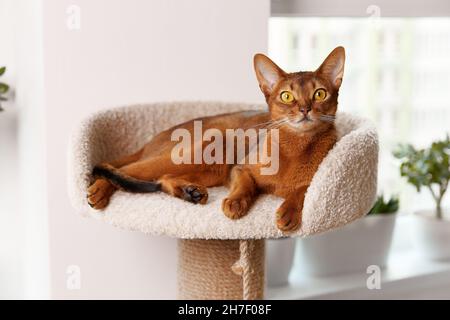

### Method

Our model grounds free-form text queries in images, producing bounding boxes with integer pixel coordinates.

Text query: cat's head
[254,46,345,133]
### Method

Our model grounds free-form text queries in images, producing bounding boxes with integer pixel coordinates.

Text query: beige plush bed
[68,101,378,240]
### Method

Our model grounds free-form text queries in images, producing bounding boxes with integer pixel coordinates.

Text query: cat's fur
[87,47,345,232]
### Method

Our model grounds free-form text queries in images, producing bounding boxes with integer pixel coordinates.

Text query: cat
[87,46,345,232]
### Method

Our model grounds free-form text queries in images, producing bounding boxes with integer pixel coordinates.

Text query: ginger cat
[87,47,345,232]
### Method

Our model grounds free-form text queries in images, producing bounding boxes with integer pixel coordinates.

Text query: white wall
[14,0,49,299]
[42,0,269,298]
[0,0,48,299]
[0,0,21,299]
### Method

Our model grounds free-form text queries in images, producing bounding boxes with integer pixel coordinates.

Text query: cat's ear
[317,46,345,88]
[254,54,286,96]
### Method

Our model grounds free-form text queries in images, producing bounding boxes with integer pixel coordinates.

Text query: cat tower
[68,101,378,299]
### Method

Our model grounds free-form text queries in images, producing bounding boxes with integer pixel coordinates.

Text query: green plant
[393,136,450,219]
[368,195,399,215]
[0,66,10,112]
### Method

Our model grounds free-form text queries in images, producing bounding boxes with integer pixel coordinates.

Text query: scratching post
[68,102,379,300]
[177,239,265,300]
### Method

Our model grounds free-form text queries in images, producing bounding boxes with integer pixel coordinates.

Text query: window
[269,17,450,210]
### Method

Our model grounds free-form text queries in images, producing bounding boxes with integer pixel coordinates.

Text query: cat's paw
[181,184,208,204]
[276,206,302,232]
[222,196,251,220]
[87,178,115,210]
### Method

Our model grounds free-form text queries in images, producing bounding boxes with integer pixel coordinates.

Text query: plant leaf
[0,66,5,76]
[368,195,399,215]
[395,137,450,210]
[0,82,9,94]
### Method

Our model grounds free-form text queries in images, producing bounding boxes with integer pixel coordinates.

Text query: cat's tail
[92,164,161,193]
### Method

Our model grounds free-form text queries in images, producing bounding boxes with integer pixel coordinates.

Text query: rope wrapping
[177,239,265,300]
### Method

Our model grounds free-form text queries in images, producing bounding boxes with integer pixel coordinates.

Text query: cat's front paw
[181,184,208,204]
[222,196,251,220]
[276,206,302,232]
[87,178,115,210]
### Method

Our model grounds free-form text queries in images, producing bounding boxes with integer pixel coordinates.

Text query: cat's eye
[280,91,294,104]
[313,88,327,101]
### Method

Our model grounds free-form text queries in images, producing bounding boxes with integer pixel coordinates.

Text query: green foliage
[394,136,450,219]
[0,66,9,111]
[368,195,399,215]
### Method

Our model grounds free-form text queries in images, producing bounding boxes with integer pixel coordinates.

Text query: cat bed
[68,101,378,299]
[68,101,378,239]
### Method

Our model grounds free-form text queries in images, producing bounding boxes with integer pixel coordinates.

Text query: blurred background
[270,17,450,212]
[1,0,450,299]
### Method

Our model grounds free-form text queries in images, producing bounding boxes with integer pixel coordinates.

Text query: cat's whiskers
[265,118,290,130]
[247,120,277,129]
[246,113,334,130]
[319,114,336,123]
[255,118,288,130]
[246,118,287,130]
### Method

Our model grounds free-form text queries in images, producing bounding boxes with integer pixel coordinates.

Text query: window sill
[267,250,450,299]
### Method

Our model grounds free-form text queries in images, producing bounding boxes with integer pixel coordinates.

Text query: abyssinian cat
[87,46,345,232]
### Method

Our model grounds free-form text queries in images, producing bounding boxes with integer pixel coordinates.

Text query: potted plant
[293,195,398,277]
[0,66,9,111]
[394,136,450,260]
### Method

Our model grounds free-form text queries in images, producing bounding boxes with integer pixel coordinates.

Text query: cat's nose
[300,106,311,116]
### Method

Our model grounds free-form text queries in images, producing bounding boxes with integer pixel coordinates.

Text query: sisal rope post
[177,239,265,300]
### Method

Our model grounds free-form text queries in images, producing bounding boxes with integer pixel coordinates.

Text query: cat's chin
[286,120,316,132]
